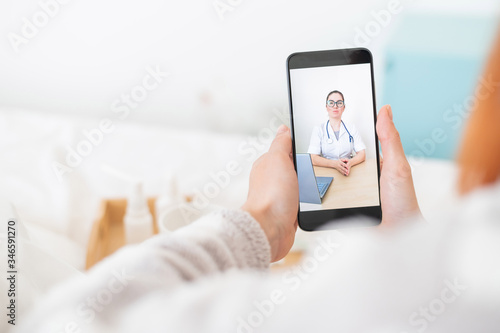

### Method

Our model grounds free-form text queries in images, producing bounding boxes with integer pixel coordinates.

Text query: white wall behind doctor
[0,0,498,134]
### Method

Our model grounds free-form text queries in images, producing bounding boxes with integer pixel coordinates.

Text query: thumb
[269,125,292,155]
[376,105,405,161]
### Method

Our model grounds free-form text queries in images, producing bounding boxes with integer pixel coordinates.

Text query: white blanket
[0,107,459,276]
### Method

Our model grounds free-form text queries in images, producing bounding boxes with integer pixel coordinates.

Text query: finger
[269,125,292,155]
[376,105,406,161]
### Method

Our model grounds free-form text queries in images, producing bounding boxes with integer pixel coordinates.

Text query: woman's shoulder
[312,122,327,133]
[342,120,359,132]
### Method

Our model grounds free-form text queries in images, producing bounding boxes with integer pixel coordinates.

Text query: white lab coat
[308,120,366,159]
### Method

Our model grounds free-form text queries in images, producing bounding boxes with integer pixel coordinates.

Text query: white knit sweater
[17,182,500,333]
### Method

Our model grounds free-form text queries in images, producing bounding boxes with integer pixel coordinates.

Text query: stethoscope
[326,120,355,159]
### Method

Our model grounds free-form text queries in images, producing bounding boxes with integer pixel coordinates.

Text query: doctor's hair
[326,90,345,105]
[457,29,500,194]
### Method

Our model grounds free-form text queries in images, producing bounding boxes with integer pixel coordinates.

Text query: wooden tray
[85,197,158,270]
[85,197,303,271]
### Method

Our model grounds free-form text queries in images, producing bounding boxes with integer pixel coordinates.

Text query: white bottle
[155,173,179,224]
[124,182,153,244]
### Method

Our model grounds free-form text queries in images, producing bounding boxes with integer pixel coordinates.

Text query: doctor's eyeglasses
[327,100,344,108]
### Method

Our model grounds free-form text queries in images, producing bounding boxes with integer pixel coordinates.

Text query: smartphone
[286,48,382,231]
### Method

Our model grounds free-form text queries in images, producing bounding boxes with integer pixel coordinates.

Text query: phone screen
[287,48,381,230]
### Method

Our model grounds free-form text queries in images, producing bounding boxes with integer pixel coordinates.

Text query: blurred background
[0,0,499,315]
[1,0,498,137]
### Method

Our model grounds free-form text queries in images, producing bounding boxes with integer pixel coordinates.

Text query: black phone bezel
[286,48,382,231]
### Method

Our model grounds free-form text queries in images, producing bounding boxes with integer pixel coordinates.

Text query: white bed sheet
[0,108,460,271]
[0,108,263,269]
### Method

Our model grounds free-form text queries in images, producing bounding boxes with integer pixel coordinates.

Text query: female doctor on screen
[308,90,366,176]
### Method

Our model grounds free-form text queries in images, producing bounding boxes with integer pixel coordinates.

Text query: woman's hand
[376,105,421,227]
[242,105,421,261]
[241,125,299,262]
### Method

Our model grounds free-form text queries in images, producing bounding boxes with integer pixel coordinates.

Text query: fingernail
[277,124,288,134]
[387,105,393,120]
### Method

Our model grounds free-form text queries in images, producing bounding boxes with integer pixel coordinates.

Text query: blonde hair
[457,30,500,194]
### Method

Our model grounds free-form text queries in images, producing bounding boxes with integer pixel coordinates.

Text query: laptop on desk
[296,153,333,204]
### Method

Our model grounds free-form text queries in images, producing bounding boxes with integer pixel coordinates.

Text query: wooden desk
[300,158,380,211]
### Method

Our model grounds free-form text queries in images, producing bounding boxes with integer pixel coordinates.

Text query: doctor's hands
[377,105,421,227]
[331,159,350,176]
[340,159,352,176]
[242,125,299,262]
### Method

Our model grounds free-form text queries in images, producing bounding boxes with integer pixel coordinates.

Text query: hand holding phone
[242,104,420,259]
